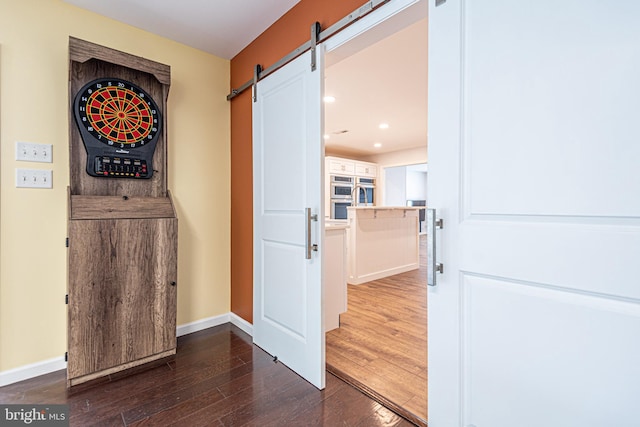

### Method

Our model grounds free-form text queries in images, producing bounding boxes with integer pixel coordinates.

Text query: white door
[428,1,640,426]
[253,50,325,389]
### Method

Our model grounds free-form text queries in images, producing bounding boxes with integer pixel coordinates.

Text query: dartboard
[76,78,160,148]
[73,78,162,179]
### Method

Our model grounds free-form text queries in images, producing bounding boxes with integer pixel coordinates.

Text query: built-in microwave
[330,175,354,199]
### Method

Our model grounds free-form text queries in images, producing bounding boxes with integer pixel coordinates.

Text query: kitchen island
[346,206,421,285]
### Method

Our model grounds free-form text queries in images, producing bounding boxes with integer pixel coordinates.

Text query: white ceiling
[324,17,428,158]
[63,0,301,60]
[63,0,427,158]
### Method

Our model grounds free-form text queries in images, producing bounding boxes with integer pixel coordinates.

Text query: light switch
[16,169,53,189]
[16,141,53,163]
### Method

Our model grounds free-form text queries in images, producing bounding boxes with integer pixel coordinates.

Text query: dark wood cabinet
[67,196,177,386]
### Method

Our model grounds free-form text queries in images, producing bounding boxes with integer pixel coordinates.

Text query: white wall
[385,166,428,206]
[364,147,427,206]
[406,168,428,204]
[384,166,407,206]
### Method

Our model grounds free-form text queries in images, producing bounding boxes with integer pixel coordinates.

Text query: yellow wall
[0,0,230,372]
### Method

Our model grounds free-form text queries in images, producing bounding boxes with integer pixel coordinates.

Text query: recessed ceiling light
[323,96,336,103]
[379,123,389,129]
[374,143,382,148]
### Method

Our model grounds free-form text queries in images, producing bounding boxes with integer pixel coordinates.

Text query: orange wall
[230,0,365,323]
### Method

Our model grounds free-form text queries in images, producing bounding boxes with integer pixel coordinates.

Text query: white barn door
[252,50,325,389]
[428,1,640,426]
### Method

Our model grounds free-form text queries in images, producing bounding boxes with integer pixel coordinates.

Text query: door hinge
[65,237,69,248]
[64,352,68,362]
[65,294,69,305]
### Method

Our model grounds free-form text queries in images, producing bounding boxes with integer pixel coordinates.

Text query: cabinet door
[67,218,177,381]
[355,162,377,178]
[328,158,355,175]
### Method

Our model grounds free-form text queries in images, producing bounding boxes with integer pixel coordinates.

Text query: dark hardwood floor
[0,324,414,426]
[326,234,427,426]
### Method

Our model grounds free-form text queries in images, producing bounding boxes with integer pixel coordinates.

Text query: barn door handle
[427,208,444,286]
[305,208,318,259]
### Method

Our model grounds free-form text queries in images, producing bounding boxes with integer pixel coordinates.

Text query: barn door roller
[310,22,321,72]
[252,64,262,103]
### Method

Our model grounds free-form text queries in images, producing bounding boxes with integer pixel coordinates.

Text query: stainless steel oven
[330,175,354,199]
[330,175,354,219]
[330,199,352,220]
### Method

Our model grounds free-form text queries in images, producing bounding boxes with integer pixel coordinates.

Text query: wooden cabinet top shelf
[69,191,176,220]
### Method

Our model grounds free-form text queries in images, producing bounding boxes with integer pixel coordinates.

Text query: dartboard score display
[73,78,162,179]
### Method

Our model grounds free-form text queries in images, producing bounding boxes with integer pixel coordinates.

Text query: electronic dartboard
[73,78,162,179]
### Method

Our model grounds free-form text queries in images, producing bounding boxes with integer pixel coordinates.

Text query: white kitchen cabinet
[355,162,377,178]
[327,157,355,175]
[326,156,377,178]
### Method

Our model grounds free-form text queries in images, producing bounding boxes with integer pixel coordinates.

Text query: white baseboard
[176,313,230,337]
[0,312,253,387]
[229,312,253,336]
[0,356,66,387]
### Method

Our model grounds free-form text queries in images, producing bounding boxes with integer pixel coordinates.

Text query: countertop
[347,206,424,210]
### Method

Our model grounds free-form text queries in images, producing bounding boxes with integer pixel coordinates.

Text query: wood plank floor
[0,324,414,426]
[326,234,427,426]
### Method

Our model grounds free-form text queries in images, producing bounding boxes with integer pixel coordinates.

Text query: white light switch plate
[15,141,53,163]
[16,169,53,188]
